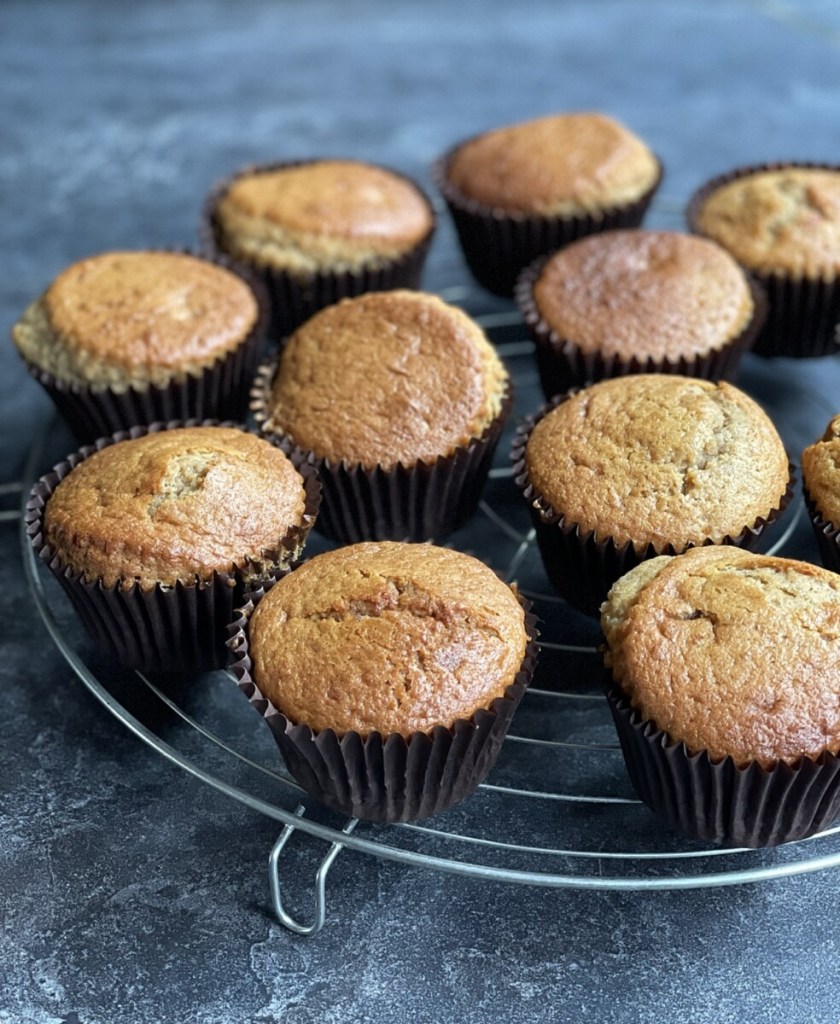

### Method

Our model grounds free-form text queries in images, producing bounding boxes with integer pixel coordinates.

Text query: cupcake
[687,163,840,357]
[602,546,840,847]
[802,414,840,573]
[26,423,320,673]
[253,289,512,543]
[11,250,266,443]
[433,112,662,297]
[203,158,436,338]
[516,229,765,398]
[512,375,792,615]
[228,541,538,822]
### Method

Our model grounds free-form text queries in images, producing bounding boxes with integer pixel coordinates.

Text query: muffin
[512,374,792,614]
[516,230,765,397]
[253,289,512,542]
[26,423,320,672]
[802,414,840,572]
[227,541,538,822]
[602,546,840,847]
[203,158,436,337]
[12,250,265,443]
[687,163,840,357]
[433,112,662,296]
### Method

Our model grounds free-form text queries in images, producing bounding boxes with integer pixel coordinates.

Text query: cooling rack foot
[268,804,358,935]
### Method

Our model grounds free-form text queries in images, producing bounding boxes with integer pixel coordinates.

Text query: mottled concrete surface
[3,1,840,1022]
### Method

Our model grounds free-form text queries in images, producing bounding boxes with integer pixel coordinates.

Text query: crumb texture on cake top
[265,290,509,468]
[524,375,789,550]
[446,112,659,216]
[694,168,840,278]
[44,427,306,589]
[532,230,754,360]
[601,546,840,766]
[12,251,258,389]
[802,413,840,527]
[215,160,433,275]
[248,541,528,737]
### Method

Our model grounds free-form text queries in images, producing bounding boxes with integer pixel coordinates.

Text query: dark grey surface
[3,2,840,1022]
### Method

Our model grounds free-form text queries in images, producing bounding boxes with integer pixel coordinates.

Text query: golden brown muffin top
[12,251,258,388]
[524,375,789,551]
[264,290,509,469]
[693,168,840,278]
[248,541,528,737]
[44,427,307,590]
[445,113,659,216]
[214,160,433,275]
[601,547,840,767]
[532,231,754,360]
[802,413,840,527]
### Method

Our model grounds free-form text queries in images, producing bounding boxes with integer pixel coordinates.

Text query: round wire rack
[18,197,840,934]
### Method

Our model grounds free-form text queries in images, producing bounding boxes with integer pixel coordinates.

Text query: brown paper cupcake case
[200,159,437,340]
[605,679,840,847]
[511,394,796,617]
[515,257,768,399]
[21,250,270,446]
[227,588,539,822]
[686,162,840,359]
[252,360,513,544]
[24,419,321,674]
[431,146,663,298]
[803,487,840,575]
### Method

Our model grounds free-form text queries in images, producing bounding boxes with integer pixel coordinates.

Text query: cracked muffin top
[601,546,840,766]
[444,112,659,216]
[802,413,840,527]
[44,427,307,590]
[692,167,840,278]
[248,541,528,737]
[529,230,755,361]
[261,290,509,469]
[12,251,259,389]
[213,160,434,276]
[523,375,789,551]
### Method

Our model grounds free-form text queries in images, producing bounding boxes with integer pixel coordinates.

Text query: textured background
[3,2,840,1022]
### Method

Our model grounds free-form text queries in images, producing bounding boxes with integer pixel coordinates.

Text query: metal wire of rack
[17,200,840,936]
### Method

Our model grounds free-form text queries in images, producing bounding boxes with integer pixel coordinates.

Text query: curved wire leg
[268,805,358,935]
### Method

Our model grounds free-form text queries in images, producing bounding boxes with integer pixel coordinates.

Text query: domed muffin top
[214,160,434,274]
[262,290,509,469]
[692,167,840,278]
[524,375,789,550]
[12,251,258,388]
[44,427,307,589]
[445,112,659,216]
[802,413,840,527]
[248,541,528,737]
[530,230,754,361]
[602,547,840,767]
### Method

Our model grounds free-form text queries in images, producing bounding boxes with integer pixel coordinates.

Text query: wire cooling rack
[18,199,840,935]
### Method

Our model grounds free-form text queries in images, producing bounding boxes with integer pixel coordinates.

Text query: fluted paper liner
[252,359,513,543]
[804,487,840,575]
[515,256,768,398]
[432,145,663,298]
[605,677,840,847]
[511,393,795,616]
[227,589,539,822]
[25,420,321,674]
[201,159,436,340]
[686,162,840,358]
[19,251,269,445]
